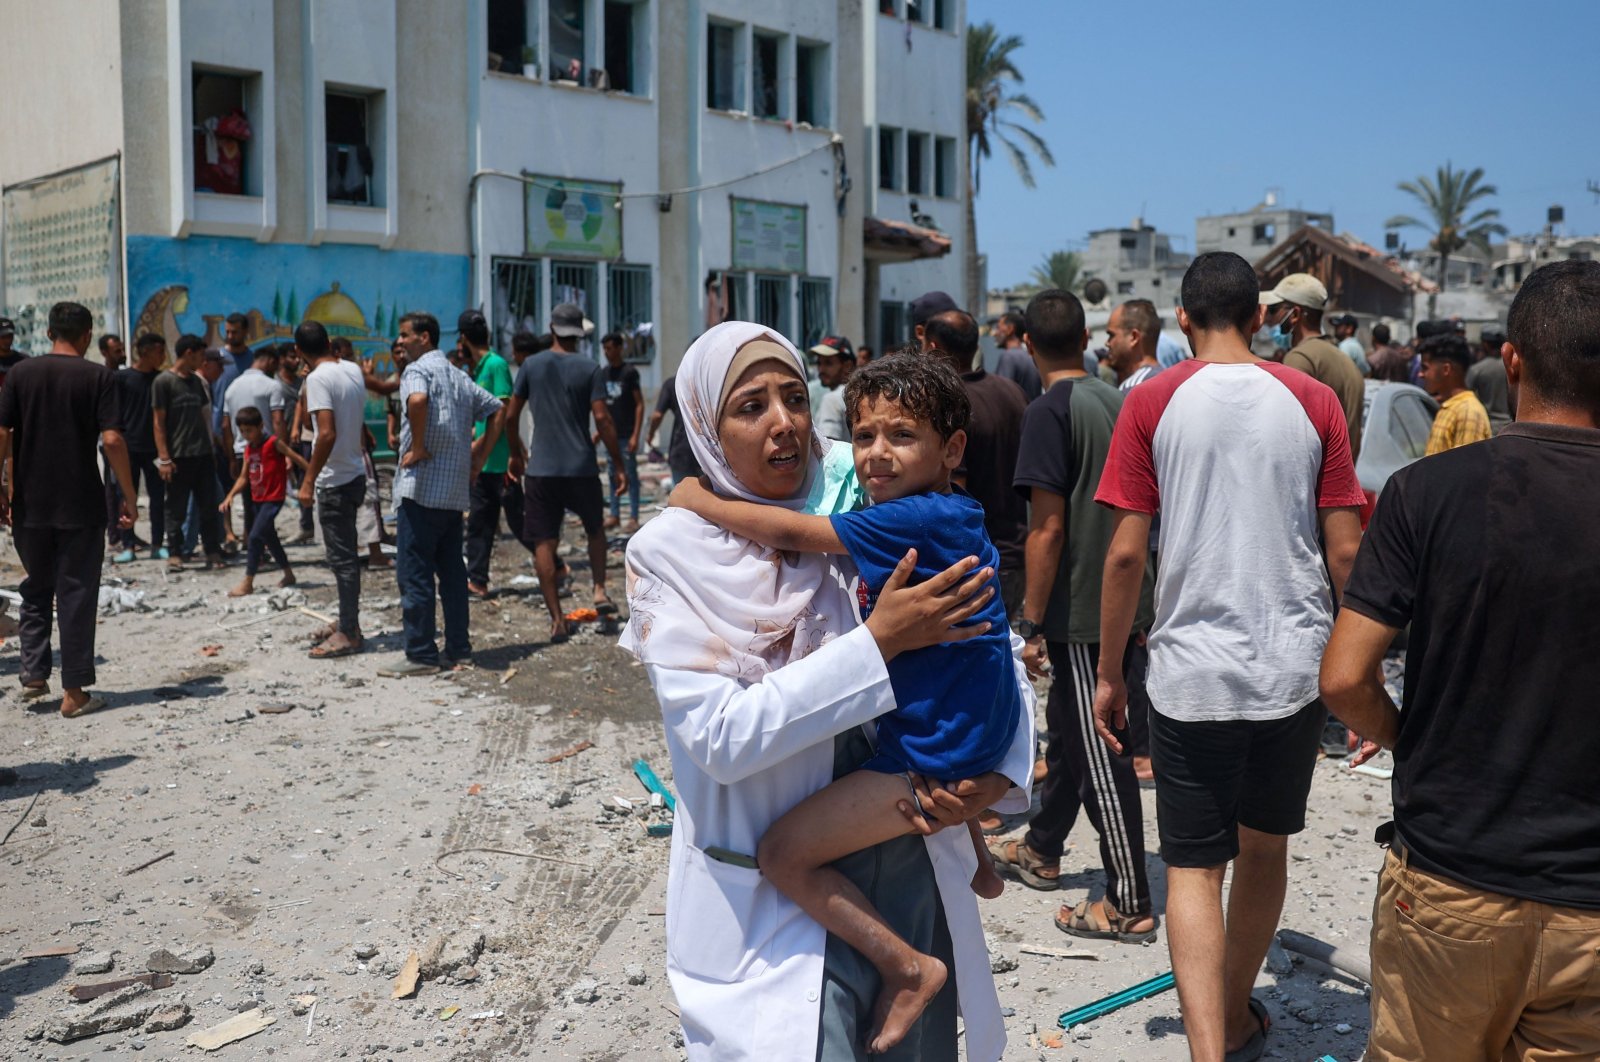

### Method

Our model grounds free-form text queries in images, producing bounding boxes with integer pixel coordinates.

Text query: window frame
[906,131,930,196]
[878,126,900,192]
[706,19,744,113]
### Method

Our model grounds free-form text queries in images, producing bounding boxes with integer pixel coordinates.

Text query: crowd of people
[620,255,1598,1062]
[2,251,1595,1062]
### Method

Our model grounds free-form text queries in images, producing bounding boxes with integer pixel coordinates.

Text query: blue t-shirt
[829,489,1021,779]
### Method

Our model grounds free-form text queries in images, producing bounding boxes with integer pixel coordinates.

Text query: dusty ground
[1,464,1395,1062]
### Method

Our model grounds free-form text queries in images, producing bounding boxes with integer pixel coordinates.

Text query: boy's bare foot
[227,580,254,598]
[549,617,570,644]
[867,954,947,1054]
[278,572,296,588]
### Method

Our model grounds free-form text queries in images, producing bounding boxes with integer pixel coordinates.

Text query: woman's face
[717,361,812,500]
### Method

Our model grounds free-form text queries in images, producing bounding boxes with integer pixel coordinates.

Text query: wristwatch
[1016,619,1043,640]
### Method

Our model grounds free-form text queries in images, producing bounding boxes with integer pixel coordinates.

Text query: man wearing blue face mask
[1260,274,1365,461]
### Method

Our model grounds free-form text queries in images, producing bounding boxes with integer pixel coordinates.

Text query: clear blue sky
[970,0,1600,288]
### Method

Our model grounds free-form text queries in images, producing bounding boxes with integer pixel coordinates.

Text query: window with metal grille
[492,257,543,354]
[754,274,791,337]
[800,277,831,349]
[608,263,654,363]
[552,259,599,355]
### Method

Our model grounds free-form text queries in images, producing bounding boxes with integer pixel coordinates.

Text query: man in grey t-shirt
[505,304,625,643]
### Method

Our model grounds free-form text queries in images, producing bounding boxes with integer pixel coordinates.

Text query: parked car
[1355,380,1438,526]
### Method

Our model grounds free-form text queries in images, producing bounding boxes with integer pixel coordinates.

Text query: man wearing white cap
[1260,274,1365,460]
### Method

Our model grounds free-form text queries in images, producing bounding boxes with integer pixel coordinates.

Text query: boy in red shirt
[220,406,310,597]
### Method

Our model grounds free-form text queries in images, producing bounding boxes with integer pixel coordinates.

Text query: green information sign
[525,175,622,259]
[731,197,806,273]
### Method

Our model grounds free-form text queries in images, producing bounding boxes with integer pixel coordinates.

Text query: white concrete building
[1195,192,1333,263]
[1077,219,1190,308]
[2,0,970,389]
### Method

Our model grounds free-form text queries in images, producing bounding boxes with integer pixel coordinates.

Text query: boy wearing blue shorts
[673,352,1020,1053]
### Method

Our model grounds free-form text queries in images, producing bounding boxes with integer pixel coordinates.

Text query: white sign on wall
[2,156,123,357]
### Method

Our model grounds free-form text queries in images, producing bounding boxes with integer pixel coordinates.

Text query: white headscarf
[619,322,858,683]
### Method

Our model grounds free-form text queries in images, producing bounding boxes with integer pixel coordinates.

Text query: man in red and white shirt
[1093,252,1365,1062]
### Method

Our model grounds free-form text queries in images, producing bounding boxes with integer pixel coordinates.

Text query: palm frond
[998,135,1036,189]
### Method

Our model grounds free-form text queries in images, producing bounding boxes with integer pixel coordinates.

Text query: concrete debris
[990,954,1019,974]
[146,944,215,975]
[73,951,115,975]
[185,1009,277,1051]
[45,982,164,1043]
[353,942,379,960]
[564,978,601,1005]
[419,930,485,981]
[1266,940,1297,976]
[624,963,647,986]
[266,588,308,611]
[68,973,173,1002]
[143,1004,193,1032]
[98,586,152,616]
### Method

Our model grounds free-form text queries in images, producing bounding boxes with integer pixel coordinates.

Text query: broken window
[549,0,585,83]
[878,126,899,191]
[906,131,929,195]
[326,90,379,206]
[192,69,256,196]
[707,22,740,111]
[934,136,956,196]
[1253,222,1275,244]
[753,32,781,119]
[1117,281,1135,295]
[796,42,827,126]
[603,1,644,94]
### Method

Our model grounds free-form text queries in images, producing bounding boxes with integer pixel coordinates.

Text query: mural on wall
[127,235,470,377]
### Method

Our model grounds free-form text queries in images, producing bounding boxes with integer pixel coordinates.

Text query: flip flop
[21,683,50,701]
[1055,899,1159,945]
[976,810,1008,836]
[61,695,107,718]
[1223,997,1271,1062]
[594,597,619,617]
[987,839,1061,891]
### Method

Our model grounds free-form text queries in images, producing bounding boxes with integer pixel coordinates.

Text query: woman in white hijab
[621,321,1036,1061]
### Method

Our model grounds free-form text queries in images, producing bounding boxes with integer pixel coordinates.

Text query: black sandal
[1223,996,1271,1062]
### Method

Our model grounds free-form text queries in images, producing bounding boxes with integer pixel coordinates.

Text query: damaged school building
[0,0,970,389]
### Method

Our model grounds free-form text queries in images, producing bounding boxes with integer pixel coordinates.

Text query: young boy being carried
[672,352,1019,1053]
[220,406,310,597]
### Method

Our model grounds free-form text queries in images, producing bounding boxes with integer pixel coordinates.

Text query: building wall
[0,0,125,197]
[869,1,965,344]
[119,0,471,364]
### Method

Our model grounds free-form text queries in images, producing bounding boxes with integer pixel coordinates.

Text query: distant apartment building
[0,0,967,385]
[1077,219,1190,307]
[1195,192,1334,263]
[1492,231,1600,290]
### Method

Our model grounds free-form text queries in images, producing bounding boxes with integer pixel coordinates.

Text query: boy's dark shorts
[1150,698,1326,868]
[522,475,605,542]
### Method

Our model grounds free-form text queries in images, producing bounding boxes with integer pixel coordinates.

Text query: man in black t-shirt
[599,332,643,532]
[112,333,170,562]
[0,302,137,718]
[922,308,1029,617]
[1321,260,1600,1061]
[647,375,701,487]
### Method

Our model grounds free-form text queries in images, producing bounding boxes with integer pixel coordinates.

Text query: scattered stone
[353,943,379,960]
[45,983,162,1043]
[288,995,317,1016]
[624,964,647,986]
[1265,941,1296,976]
[564,979,600,1005]
[1335,1022,1354,1034]
[419,930,484,981]
[455,965,480,983]
[74,951,115,975]
[146,945,215,975]
[30,812,46,828]
[143,1005,193,1032]
[546,787,573,809]
[990,954,1019,975]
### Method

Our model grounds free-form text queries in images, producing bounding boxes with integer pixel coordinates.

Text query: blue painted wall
[126,235,470,368]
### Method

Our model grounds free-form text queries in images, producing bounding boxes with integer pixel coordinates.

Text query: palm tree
[965,22,1054,312]
[1029,250,1081,293]
[1385,164,1507,294]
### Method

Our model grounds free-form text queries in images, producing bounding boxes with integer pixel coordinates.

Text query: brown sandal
[1055,899,1159,944]
[987,839,1060,890]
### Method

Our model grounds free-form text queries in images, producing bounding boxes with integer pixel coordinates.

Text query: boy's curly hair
[842,352,970,440]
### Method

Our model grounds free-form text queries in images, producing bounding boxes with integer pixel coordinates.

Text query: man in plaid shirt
[1420,333,1492,456]
[383,311,505,677]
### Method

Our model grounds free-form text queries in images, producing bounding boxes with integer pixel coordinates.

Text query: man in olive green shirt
[1261,274,1365,462]
[459,310,518,595]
